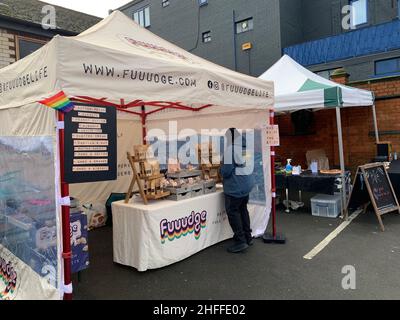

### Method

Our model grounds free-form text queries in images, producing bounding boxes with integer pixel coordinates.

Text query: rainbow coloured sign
[160,211,207,244]
[0,256,17,300]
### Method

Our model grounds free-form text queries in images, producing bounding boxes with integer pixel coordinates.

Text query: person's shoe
[247,237,254,246]
[227,242,249,253]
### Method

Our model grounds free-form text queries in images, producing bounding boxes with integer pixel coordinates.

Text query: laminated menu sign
[265,125,280,147]
[64,105,117,183]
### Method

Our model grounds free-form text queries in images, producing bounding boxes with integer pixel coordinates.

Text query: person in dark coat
[220,128,255,253]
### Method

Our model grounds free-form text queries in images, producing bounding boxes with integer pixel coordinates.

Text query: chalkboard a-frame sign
[347,163,400,231]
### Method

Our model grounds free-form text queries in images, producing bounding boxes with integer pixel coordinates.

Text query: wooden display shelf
[125,152,169,205]
[130,156,156,163]
[200,164,222,183]
[201,164,221,168]
[139,173,165,181]
[197,144,222,183]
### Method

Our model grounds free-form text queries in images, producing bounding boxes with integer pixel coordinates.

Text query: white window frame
[133,6,151,28]
[198,0,208,7]
[350,0,368,27]
[202,31,211,43]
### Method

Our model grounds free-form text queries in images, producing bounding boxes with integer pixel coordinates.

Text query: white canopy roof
[259,55,373,112]
[0,11,273,130]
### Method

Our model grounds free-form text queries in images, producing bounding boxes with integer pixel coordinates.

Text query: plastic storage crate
[311,194,342,218]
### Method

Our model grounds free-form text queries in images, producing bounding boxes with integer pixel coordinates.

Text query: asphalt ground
[73,206,400,300]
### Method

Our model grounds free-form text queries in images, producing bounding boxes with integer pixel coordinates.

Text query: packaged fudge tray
[167,170,202,179]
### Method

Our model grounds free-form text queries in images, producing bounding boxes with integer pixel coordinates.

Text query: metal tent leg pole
[285,188,290,213]
[372,104,380,144]
[141,105,147,145]
[336,107,348,220]
[58,111,72,300]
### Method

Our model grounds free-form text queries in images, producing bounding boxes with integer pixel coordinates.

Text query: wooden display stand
[200,164,221,183]
[197,144,222,183]
[125,152,170,204]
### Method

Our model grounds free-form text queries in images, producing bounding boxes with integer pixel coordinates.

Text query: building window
[398,0,400,18]
[236,18,253,34]
[162,0,169,7]
[375,57,400,76]
[16,37,46,60]
[133,6,151,27]
[350,0,368,26]
[202,31,211,43]
[198,0,208,6]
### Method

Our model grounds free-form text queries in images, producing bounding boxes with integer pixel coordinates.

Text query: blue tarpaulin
[284,20,400,66]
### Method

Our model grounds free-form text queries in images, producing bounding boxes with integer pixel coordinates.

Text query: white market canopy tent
[0,11,273,133]
[0,11,274,300]
[259,54,379,219]
[0,10,273,204]
[0,8,274,236]
[259,54,374,112]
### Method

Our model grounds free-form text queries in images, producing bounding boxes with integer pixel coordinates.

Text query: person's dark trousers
[224,194,252,244]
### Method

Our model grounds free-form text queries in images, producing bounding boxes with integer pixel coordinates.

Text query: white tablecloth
[112,190,268,271]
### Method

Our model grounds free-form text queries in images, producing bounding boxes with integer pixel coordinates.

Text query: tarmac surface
[73,207,400,300]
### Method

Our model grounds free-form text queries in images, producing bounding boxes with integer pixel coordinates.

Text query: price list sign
[64,105,117,183]
[265,125,280,147]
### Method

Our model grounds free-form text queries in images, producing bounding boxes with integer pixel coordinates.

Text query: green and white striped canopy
[259,55,374,112]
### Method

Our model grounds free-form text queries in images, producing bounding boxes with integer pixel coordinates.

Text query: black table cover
[388,160,400,200]
[276,171,347,195]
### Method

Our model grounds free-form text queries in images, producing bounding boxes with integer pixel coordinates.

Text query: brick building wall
[0,27,51,68]
[0,28,16,68]
[275,74,400,173]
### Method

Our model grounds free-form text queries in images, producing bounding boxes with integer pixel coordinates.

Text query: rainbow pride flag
[39,91,74,113]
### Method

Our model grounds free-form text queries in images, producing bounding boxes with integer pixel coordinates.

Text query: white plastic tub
[311,194,342,218]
